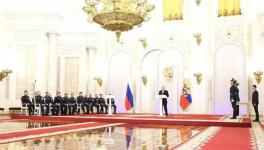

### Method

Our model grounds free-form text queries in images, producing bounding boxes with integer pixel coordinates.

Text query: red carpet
[0,122,114,143]
[200,127,253,150]
[11,114,251,127]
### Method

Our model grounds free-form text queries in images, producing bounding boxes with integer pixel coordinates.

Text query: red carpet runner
[200,127,253,150]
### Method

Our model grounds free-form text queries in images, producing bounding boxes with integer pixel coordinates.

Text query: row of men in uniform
[21,90,117,116]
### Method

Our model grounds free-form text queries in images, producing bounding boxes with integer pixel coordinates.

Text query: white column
[46,32,59,96]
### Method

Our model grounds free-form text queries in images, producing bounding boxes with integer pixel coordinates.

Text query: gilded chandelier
[83,0,155,42]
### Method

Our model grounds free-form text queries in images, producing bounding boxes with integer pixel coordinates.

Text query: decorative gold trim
[141,75,148,86]
[253,71,263,84]
[0,69,12,82]
[195,0,201,6]
[94,76,103,87]
[193,73,202,85]
[193,33,202,46]
[139,37,147,49]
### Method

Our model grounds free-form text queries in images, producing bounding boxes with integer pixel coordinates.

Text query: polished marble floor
[0,121,67,133]
[0,124,205,150]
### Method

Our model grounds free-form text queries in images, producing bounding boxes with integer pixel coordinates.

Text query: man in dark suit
[53,92,63,115]
[44,92,54,116]
[77,92,85,114]
[69,93,77,115]
[159,86,169,116]
[21,90,34,115]
[106,94,117,114]
[92,94,100,114]
[252,85,259,122]
[61,93,69,115]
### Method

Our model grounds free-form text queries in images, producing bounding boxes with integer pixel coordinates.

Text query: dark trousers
[231,101,238,118]
[162,101,168,116]
[83,104,90,114]
[253,104,259,121]
[106,105,116,114]
[77,105,85,114]
[100,104,107,114]
[53,105,60,115]
[91,104,99,114]
[61,105,68,115]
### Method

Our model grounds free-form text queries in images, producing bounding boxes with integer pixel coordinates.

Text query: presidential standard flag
[125,84,134,111]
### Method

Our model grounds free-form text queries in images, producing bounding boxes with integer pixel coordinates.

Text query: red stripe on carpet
[11,115,251,127]
[200,127,253,150]
[0,122,108,141]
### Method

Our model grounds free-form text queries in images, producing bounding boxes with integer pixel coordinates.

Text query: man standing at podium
[159,86,169,116]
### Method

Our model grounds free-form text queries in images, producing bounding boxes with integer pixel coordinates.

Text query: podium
[105,95,115,115]
[155,95,167,116]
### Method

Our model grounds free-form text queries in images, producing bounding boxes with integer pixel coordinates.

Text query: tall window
[218,0,241,17]
[16,45,37,99]
[65,57,79,95]
[163,0,183,20]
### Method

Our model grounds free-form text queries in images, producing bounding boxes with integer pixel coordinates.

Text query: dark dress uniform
[77,96,85,114]
[252,90,259,121]
[21,95,34,115]
[106,98,117,114]
[62,96,69,115]
[83,97,93,114]
[91,97,100,114]
[230,85,239,119]
[159,90,169,116]
[33,95,45,115]
[53,96,62,115]
[99,97,107,114]
[69,97,77,115]
[44,96,53,115]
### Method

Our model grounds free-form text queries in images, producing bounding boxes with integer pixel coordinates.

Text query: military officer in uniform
[62,93,69,115]
[230,78,239,119]
[252,85,259,122]
[99,94,107,114]
[159,86,169,116]
[92,94,100,114]
[21,90,34,115]
[77,92,85,114]
[69,93,77,115]
[83,93,93,114]
[33,91,45,116]
[44,92,53,115]
[53,92,63,115]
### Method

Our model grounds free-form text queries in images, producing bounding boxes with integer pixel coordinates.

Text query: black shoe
[230,117,236,119]
[253,120,259,122]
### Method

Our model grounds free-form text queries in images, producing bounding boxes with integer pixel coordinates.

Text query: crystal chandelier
[83,0,155,42]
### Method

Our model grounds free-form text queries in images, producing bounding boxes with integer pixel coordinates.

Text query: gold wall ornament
[193,73,202,85]
[141,75,148,86]
[0,69,12,82]
[193,33,202,46]
[83,0,155,42]
[195,0,201,6]
[163,0,183,20]
[163,67,173,81]
[253,71,263,84]
[94,76,103,87]
[139,37,147,49]
[218,0,241,17]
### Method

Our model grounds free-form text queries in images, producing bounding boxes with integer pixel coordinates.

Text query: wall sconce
[141,75,148,86]
[253,71,263,84]
[0,69,12,81]
[195,0,201,6]
[139,38,147,49]
[193,73,202,85]
[193,33,202,46]
[94,76,103,87]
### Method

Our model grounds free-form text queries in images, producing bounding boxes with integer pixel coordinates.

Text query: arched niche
[139,47,184,114]
[213,42,248,115]
[108,51,131,112]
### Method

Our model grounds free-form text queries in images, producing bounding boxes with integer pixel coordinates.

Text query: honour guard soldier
[230,78,239,119]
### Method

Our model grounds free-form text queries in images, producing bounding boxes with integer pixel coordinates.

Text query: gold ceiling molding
[83,0,154,42]
[218,0,241,17]
[163,0,183,21]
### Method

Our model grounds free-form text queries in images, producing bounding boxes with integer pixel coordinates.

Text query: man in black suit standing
[159,86,169,116]
[252,85,259,122]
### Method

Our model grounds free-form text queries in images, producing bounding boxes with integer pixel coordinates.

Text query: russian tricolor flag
[125,84,134,111]
[180,94,192,110]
